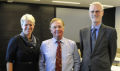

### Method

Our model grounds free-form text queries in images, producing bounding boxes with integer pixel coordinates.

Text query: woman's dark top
[6,35,40,71]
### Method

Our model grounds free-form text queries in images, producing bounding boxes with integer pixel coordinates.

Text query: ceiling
[2,0,120,8]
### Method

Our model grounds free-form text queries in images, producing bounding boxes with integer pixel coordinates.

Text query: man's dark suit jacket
[79,24,117,71]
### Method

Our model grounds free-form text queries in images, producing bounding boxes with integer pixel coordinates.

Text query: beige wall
[56,7,91,42]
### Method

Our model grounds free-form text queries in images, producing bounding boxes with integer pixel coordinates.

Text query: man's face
[21,20,35,35]
[89,4,104,25]
[50,20,64,40]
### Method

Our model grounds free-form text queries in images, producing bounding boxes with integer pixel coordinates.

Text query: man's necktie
[56,41,62,71]
[91,28,97,52]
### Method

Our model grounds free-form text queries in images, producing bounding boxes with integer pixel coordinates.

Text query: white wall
[56,7,91,42]
[115,7,120,48]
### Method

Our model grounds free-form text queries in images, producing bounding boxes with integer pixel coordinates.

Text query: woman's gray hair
[20,14,35,26]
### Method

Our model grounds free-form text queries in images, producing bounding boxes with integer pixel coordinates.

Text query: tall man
[79,2,117,71]
[40,18,80,71]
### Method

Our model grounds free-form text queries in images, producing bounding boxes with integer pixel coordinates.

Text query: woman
[6,14,40,71]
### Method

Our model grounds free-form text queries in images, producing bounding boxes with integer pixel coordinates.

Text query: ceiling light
[52,1,80,4]
[7,0,13,2]
[34,0,40,1]
[102,5,114,8]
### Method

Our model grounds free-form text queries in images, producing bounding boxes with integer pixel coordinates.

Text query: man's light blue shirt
[91,23,101,39]
[39,37,80,71]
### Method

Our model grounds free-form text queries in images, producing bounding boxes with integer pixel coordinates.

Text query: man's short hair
[90,2,104,10]
[50,18,64,27]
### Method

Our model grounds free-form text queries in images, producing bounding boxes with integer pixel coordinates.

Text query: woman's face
[21,20,35,36]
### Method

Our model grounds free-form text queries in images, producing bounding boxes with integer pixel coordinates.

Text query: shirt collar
[52,37,64,44]
[91,23,101,30]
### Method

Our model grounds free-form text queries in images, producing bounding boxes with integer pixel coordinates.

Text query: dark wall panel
[103,7,116,28]
[0,3,55,71]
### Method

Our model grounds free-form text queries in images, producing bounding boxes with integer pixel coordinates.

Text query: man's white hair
[90,2,104,10]
[20,14,35,26]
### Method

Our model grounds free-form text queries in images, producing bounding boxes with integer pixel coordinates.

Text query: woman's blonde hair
[20,14,35,26]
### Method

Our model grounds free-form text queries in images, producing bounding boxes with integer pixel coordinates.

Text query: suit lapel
[86,27,91,54]
[87,27,91,49]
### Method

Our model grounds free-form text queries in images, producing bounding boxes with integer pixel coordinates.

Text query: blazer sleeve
[108,29,117,65]
[6,36,18,62]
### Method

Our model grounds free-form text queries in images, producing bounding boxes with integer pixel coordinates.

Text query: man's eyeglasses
[90,10,102,13]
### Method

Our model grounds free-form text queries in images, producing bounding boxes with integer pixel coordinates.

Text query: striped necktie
[91,28,97,52]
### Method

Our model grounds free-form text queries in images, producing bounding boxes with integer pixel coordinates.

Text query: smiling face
[89,4,104,26]
[21,20,35,36]
[20,14,35,38]
[50,19,64,40]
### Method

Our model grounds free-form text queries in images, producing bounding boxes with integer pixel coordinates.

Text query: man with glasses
[79,2,117,71]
